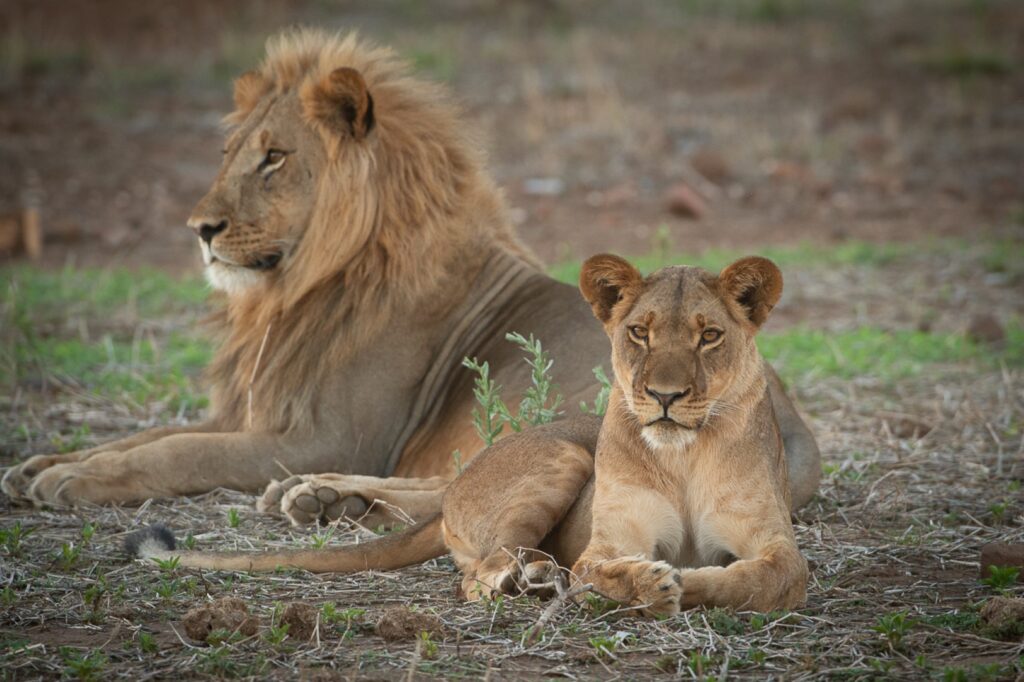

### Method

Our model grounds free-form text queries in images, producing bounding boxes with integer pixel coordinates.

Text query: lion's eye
[700,328,723,345]
[628,326,649,343]
[258,149,287,173]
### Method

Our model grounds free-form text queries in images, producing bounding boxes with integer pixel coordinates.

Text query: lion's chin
[641,422,698,452]
[205,262,263,295]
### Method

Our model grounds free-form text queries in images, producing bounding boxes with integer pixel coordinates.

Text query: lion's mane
[206,29,536,433]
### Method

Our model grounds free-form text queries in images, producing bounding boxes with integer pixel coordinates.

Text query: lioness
[2,30,819,531]
[130,254,807,615]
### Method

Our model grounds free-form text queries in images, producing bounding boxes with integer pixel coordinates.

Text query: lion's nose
[189,219,229,243]
[645,386,690,410]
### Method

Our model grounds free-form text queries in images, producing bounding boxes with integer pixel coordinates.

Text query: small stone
[281,602,319,641]
[523,177,564,197]
[966,313,1005,346]
[375,606,443,642]
[980,543,1024,580]
[664,182,707,219]
[182,597,259,643]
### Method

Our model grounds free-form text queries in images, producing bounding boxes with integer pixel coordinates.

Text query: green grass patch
[4,333,211,413]
[550,240,913,285]
[759,325,1023,383]
[2,265,207,320]
[1,266,210,416]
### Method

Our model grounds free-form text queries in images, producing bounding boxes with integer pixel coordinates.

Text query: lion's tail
[124,515,446,573]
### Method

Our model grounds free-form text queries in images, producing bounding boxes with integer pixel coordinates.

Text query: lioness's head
[580,254,782,451]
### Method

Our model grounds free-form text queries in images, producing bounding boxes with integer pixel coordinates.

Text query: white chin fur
[642,426,698,452]
[205,263,262,294]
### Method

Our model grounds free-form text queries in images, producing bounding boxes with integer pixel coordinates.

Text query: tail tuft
[124,524,177,559]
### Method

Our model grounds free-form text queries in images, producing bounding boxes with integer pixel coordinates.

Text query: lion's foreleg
[2,421,219,502]
[23,430,324,506]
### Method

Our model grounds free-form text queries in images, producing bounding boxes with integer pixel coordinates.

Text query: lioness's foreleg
[2,422,218,502]
[680,516,807,611]
[23,430,333,506]
[257,474,449,528]
[570,484,684,617]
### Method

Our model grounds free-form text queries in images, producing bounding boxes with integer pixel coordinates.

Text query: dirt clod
[182,597,260,644]
[281,602,319,641]
[980,597,1024,641]
[374,606,443,642]
[966,313,1006,346]
[664,182,707,219]
[980,543,1024,580]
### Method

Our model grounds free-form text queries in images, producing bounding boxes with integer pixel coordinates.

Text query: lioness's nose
[188,218,229,243]
[645,386,690,409]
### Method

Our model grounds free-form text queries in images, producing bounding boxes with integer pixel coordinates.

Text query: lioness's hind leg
[258,474,448,527]
[448,435,594,602]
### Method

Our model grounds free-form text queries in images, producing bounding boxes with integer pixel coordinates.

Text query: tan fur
[1,32,818,537]
[131,255,808,617]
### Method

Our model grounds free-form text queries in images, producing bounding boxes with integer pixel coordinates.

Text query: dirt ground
[1,1,1023,680]
[1,0,1022,269]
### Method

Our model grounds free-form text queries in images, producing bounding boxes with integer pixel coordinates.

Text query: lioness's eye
[628,326,649,343]
[258,149,287,173]
[700,329,722,345]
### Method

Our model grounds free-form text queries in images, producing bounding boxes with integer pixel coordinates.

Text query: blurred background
[1,0,1021,270]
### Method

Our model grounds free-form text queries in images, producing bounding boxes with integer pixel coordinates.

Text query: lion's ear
[718,256,783,329]
[307,66,375,140]
[580,254,643,324]
[232,70,270,117]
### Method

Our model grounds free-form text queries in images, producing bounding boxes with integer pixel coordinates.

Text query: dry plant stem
[247,321,273,430]
[523,576,593,646]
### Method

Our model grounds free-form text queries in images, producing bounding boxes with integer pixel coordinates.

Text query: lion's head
[198,30,533,432]
[579,254,782,451]
[189,29,524,299]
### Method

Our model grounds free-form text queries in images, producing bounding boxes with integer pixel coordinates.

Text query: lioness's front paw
[633,561,683,618]
[581,558,682,618]
[277,477,369,526]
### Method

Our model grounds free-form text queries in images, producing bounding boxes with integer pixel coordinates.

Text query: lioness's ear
[718,256,783,329]
[307,66,375,140]
[580,254,643,324]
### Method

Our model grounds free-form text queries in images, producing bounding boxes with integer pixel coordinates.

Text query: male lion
[2,30,819,528]
[129,254,807,615]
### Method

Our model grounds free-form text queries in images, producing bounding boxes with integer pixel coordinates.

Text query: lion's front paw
[2,454,73,503]
[276,476,370,526]
[25,462,103,507]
